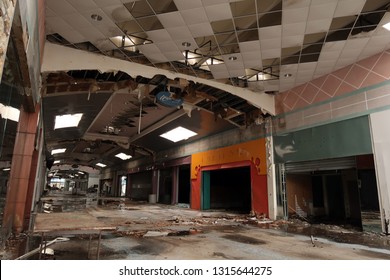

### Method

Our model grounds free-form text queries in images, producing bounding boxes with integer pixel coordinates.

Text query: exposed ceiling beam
[42,43,275,115]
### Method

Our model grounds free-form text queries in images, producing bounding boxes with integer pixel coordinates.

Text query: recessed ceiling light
[96,163,106,168]
[54,160,60,164]
[284,73,292,78]
[0,103,20,122]
[160,126,197,143]
[182,41,191,47]
[51,148,66,155]
[115,153,132,160]
[91,14,103,21]
[383,22,390,31]
[228,56,237,61]
[54,113,83,129]
[3,168,10,171]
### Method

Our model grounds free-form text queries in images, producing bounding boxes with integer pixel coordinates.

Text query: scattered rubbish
[41,247,55,255]
[143,231,169,237]
[310,235,315,247]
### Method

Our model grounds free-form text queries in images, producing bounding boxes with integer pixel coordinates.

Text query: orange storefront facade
[190,138,268,216]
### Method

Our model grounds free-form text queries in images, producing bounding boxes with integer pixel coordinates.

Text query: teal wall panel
[273,116,372,163]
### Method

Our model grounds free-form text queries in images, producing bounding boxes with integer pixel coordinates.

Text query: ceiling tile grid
[45,0,390,94]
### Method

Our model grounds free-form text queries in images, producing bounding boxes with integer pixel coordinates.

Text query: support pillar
[3,104,40,235]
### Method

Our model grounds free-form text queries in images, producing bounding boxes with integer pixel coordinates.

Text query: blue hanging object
[155,91,183,107]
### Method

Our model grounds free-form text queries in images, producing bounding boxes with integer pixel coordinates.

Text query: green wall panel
[273,116,372,163]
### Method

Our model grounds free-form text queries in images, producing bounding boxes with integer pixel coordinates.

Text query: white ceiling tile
[156,41,180,52]
[174,0,203,10]
[318,50,342,61]
[243,58,262,68]
[102,5,134,22]
[80,10,123,37]
[166,26,193,40]
[282,7,309,24]
[157,12,186,28]
[163,51,186,61]
[259,26,282,40]
[45,17,86,42]
[261,49,281,59]
[261,38,281,50]
[138,44,168,63]
[202,0,231,6]
[209,63,228,72]
[78,26,106,41]
[188,23,214,37]
[298,61,317,70]
[239,41,261,52]
[307,2,338,21]
[204,3,232,21]
[344,37,370,50]
[180,8,209,25]
[146,29,172,43]
[335,57,356,68]
[340,48,361,59]
[282,22,306,36]
[66,0,98,10]
[282,35,304,48]
[62,13,93,29]
[281,64,299,73]
[93,0,123,8]
[46,0,77,15]
[305,18,332,34]
[334,0,365,17]
[283,0,311,10]
[322,41,346,52]
[228,68,246,77]
[174,38,199,50]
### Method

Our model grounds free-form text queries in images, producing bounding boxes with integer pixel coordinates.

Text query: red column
[3,104,40,234]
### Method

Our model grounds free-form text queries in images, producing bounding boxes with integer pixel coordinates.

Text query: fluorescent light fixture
[54,160,60,164]
[0,103,20,122]
[78,171,84,174]
[51,148,66,155]
[96,163,106,168]
[383,22,390,31]
[3,168,10,171]
[54,113,83,129]
[160,126,197,143]
[115,153,132,160]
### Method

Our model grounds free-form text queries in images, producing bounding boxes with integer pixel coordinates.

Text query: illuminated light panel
[160,126,197,143]
[54,160,60,164]
[54,113,83,129]
[96,163,107,168]
[51,148,66,155]
[0,103,20,122]
[383,22,390,31]
[115,153,132,160]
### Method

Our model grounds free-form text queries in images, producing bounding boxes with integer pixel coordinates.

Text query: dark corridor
[208,166,251,213]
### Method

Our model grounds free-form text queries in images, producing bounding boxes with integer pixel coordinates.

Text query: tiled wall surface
[274,49,390,134]
[276,49,390,114]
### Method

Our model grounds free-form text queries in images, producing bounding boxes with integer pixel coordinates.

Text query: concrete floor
[1,192,390,260]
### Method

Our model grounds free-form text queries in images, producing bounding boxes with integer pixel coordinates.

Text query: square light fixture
[383,22,390,31]
[0,103,20,122]
[115,153,132,160]
[96,163,107,168]
[160,126,197,142]
[54,113,83,129]
[51,148,66,155]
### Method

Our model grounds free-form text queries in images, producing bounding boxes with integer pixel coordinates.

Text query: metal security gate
[284,157,357,174]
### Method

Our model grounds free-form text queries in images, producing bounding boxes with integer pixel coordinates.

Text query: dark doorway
[208,166,251,213]
[159,168,172,204]
[178,165,190,204]
[326,175,345,220]
[130,171,152,201]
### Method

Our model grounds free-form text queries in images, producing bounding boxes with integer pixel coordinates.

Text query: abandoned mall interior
[1,0,390,260]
